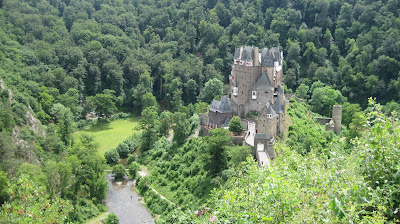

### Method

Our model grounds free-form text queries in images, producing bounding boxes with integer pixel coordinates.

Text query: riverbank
[105,174,154,224]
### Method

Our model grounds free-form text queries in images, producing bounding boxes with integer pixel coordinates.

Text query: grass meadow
[74,116,140,157]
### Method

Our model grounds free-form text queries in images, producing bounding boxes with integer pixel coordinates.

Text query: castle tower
[230,46,283,117]
[274,85,285,138]
[257,103,278,138]
[332,105,342,134]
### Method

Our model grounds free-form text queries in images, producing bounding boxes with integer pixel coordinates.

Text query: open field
[74,116,140,156]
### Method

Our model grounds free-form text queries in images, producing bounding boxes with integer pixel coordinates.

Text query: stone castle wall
[230,65,262,115]
[332,105,342,134]
[208,111,232,128]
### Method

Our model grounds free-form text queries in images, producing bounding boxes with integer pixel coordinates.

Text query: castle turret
[332,105,342,134]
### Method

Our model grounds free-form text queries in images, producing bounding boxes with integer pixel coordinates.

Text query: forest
[0,0,400,222]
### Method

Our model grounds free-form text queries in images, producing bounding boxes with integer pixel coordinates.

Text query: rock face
[1,79,43,165]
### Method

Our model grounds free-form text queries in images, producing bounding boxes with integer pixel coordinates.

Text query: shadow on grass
[83,120,112,132]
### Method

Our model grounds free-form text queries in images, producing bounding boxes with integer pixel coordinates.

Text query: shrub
[127,154,138,165]
[72,199,100,223]
[229,116,243,135]
[105,149,119,165]
[112,164,126,180]
[109,112,130,121]
[189,114,200,133]
[128,162,140,179]
[136,176,149,193]
[116,142,129,158]
[104,212,119,224]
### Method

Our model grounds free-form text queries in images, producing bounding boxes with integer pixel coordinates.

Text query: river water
[105,174,155,224]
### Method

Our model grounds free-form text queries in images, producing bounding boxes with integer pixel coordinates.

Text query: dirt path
[138,169,180,209]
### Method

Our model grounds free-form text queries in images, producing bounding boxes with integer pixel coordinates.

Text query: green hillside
[0,0,400,222]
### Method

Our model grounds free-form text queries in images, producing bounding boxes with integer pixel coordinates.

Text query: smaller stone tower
[332,105,342,134]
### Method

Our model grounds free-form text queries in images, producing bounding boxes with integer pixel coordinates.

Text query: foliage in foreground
[0,175,72,223]
[169,100,398,223]
[354,99,400,220]
[286,100,340,155]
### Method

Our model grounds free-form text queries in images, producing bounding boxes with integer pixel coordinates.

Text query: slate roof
[273,88,284,114]
[241,46,253,61]
[209,96,232,113]
[234,74,238,87]
[261,48,274,67]
[234,47,241,59]
[261,47,282,67]
[253,71,273,91]
[267,103,277,116]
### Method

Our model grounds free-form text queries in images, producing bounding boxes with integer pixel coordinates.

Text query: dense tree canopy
[1,0,400,222]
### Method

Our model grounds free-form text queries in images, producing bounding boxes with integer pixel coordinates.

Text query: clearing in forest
[75,116,140,156]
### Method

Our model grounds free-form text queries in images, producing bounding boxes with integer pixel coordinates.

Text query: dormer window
[239,60,245,65]
[234,59,239,64]
[252,91,257,100]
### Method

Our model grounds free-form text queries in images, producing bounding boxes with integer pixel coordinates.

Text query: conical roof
[261,102,277,118]
[267,103,277,116]
[254,71,273,91]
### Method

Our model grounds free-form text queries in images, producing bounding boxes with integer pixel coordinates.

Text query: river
[105,174,155,224]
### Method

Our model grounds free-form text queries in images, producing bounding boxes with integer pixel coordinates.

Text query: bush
[136,176,149,193]
[71,199,100,223]
[189,114,200,133]
[123,139,136,153]
[76,119,96,130]
[116,142,130,158]
[112,164,126,180]
[229,116,243,135]
[128,162,140,179]
[105,149,119,165]
[109,112,130,121]
[104,212,119,224]
[127,154,138,165]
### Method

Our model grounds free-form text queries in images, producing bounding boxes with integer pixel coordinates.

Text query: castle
[201,46,287,167]
[315,105,342,134]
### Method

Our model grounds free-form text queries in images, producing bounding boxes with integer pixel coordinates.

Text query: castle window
[267,114,272,118]
[233,87,238,96]
[252,91,257,100]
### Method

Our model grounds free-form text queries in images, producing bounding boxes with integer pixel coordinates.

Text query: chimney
[253,47,260,66]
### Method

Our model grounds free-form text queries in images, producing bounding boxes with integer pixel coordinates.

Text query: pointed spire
[254,71,273,91]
